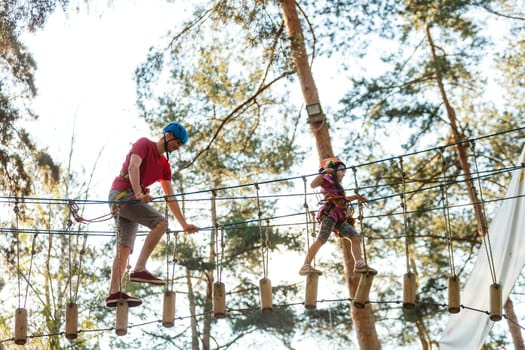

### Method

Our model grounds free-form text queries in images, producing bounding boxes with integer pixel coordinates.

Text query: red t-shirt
[110,138,172,191]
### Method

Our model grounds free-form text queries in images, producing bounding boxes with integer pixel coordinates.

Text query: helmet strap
[163,133,170,162]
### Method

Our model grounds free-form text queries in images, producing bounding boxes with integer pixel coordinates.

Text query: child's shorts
[317,217,359,243]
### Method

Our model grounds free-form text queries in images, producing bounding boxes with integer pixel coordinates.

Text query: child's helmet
[319,157,346,172]
[163,122,189,145]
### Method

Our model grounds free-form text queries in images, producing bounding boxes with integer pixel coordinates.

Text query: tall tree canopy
[0,0,522,349]
[0,0,65,196]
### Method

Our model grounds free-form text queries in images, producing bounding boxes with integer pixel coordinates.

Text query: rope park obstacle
[1,127,524,347]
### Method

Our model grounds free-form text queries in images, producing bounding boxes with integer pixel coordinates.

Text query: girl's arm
[310,168,333,189]
[346,194,368,204]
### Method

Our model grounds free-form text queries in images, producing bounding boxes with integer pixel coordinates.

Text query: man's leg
[133,219,167,272]
[106,244,142,308]
[109,245,131,294]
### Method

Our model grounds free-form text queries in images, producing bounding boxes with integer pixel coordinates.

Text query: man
[106,122,199,307]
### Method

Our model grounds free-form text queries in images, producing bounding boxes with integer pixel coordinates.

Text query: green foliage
[0,1,63,197]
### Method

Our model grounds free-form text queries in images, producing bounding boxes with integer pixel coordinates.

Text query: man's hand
[136,193,153,203]
[183,224,199,234]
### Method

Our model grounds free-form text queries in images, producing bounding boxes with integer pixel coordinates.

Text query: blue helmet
[163,122,189,145]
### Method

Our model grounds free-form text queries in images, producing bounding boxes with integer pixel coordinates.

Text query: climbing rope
[66,213,74,302]
[163,197,173,290]
[14,199,21,309]
[114,209,129,294]
[352,165,369,267]
[13,199,38,309]
[399,157,412,274]
[68,199,115,224]
[302,176,313,265]
[75,231,88,301]
[439,147,457,278]
[211,190,224,283]
[167,230,178,292]
[216,226,225,283]
[470,141,497,284]
[255,183,270,278]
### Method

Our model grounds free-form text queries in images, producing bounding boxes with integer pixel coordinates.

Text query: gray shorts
[108,190,165,251]
[317,217,359,243]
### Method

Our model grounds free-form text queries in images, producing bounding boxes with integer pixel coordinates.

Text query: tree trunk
[186,268,200,350]
[341,239,381,349]
[415,318,431,350]
[279,2,380,349]
[279,0,333,159]
[425,22,524,349]
[425,22,488,238]
[505,298,525,350]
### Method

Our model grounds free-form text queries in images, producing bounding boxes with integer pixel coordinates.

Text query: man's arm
[160,179,199,233]
[128,153,153,202]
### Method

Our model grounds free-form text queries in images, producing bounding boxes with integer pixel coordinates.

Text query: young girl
[299,157,376,276]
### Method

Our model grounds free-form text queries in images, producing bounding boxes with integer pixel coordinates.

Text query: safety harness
[317,175,356,226]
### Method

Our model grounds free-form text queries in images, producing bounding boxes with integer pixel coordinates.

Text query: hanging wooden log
[353,272,375,309]
[213,282,226,318]
[14,308,27,345]
[403,272,417,309]
[259,278,273,314]
[489,283,502,321]
[162,291,176,328]
[65,302,78,340]
[304,272,319,309]
[448,276,460,314]
[115,300,128,336]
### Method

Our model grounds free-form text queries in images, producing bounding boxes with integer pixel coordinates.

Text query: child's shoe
[299,264,322,276]
[354,260,377,274]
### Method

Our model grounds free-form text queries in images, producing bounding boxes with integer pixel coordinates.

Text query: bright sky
[21,0,194,198]
[20,0,385,200]
[19,0,401,204]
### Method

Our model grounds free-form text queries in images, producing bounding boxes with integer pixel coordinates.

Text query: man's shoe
[105,292,142,308]
[299,264,323,276]
[129,270,166,285]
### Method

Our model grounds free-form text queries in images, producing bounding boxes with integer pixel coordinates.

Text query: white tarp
[439,145,525,350]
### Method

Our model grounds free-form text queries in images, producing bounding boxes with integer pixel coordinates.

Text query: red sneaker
[105,292,142,308]
[129,270,166,285]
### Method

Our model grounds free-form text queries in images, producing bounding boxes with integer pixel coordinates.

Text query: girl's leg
[338,222,376,273]
[350,236,363,261]
[304,239,324,265]
[299,217,336,275]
